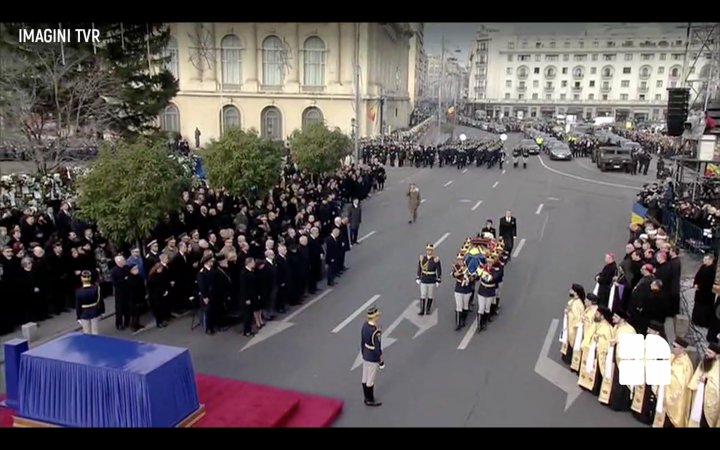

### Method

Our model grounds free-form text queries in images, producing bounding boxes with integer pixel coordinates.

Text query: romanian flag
[368,102,379,122]
[631,202,648,226]
[705,163,720,177]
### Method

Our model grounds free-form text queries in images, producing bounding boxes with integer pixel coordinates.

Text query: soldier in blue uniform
[416,243,442,315]
[476,260,496,332]
[488,255,504,320]
[75,270,102,335]
[452,256,473,330]
[361,305,384,407]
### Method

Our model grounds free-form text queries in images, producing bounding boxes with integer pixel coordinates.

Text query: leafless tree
[0,40,122,173]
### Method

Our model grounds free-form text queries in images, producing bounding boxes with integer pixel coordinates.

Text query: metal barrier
[661,208,714,254]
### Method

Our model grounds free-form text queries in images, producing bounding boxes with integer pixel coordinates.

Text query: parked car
[549,144,572,160]
[520,139,540,154]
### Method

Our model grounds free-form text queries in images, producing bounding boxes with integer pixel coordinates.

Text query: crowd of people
[0,160,388,338]
[559,217,720,427]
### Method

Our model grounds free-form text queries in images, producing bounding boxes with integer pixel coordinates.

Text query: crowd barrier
[634,202,716,254]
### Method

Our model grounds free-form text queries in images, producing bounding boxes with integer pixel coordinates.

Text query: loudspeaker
[666,88,690,136]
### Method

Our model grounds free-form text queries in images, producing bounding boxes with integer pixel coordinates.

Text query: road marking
[471,200,483,211]
[536,156,642,191]
[512,238,526,258]
[332,294,381,334]
[548,197,560,201]
[534,319,582,411]
[457,316,479,350]
[462,169,468,174]
[459,199,472,203]
[434,232,451,248]
[444,180,454,187]
[492,181,499,189]
[539,215,550,241]
[241,289,334,352]
[421,199,427,203]
[502,169,506,174]
[351,300,438,370]
[536,203,544,215]
[284,289,333,322]
[357,230,376,243]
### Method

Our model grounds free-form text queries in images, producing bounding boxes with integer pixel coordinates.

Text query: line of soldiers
[359,139,507,170]
[560,283,720,427]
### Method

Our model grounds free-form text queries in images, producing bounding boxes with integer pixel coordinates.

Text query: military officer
[361,305,384,407]
[452,255,473,330]
[476,258,496,332]
[75,270,102,335]
[416,243,442,315]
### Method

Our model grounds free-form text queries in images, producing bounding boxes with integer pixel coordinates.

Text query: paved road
[2,125,657,427]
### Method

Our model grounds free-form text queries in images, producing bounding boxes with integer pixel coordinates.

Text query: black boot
[365,385,382,407]
[362,383,369,403]
[480,313,488,331]
[496,297,501,312]
[476,314,484,333]
[425,298,433,315]
[418,299,426,316]
[455,312,462,331]
[461,310,468,328]
[489,303,496,322]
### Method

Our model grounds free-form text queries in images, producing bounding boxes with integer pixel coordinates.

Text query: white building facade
[468,24,715,121]
[160,23,415,146]
[407,23,427,107]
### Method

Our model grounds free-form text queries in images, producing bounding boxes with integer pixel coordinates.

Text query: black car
[520,139,540,155]
[549,144,572,160]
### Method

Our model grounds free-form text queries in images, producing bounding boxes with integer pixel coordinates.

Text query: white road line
[536,203,544,215]
[357,230,376,243]
[285,289,333,322]
[332,294,381,333]
[539,215,550,241]
[536,156,642,191]
[444,180,454,187]
[434,232,451,248]
[458,317,479,350]
[512,238,527,258]
[471,200,483,211]
[548,197,560,201]
[462,169,468,174]
[421,199,427,203]
[502,169,506,174]
[492,181,499,189]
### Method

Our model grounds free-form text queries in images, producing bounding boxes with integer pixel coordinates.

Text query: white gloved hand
[416,279,421,285]
[435,282,440,287]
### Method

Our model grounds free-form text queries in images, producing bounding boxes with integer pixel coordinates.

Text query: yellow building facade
[160,23,415,146]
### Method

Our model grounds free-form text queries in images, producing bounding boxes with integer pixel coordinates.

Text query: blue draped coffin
[17,333,200,428]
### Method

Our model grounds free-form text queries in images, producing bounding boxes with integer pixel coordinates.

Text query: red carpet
[0,375,343,428]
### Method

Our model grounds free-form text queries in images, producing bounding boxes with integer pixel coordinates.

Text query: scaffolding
[679,23,720,111]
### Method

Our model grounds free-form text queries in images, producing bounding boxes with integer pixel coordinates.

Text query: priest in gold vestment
[570,293,599,373]
[578,306,613,395]
[631,320,665,425]
[653,337,694,428]
[561,283,586,366]
[599,310,635,410]
[687,342,720,428]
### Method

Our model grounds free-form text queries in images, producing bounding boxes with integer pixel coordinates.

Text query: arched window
[262,36,284,86]
[221,105,241,134]
[160,104,180,133]
[303,37,325,87]
[261,106,282,140]
[221,34,242,87]
[164,37,179,80]
[640,66,652,78]
[302,107,323,130]
[670,66,680,78]
[545,66,556,78]
[602,66,614,78]
[573,67,584,78]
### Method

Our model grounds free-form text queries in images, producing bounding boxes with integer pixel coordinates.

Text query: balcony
[601,71,614,79]
[638,86,649,93]
[601,85,612,92]
[517,86,527,92]
[572,85,583,91]
[544,72,557,79]
[301,85,326,94]
[517,72,528,79]
[639,71,651,79]
[544,86,555,92]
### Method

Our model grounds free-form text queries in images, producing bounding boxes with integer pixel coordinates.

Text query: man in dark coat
[628,264,655,335]
[498,210,517,253]
[239,257,257,337]
[196,254,217,335]
[308,227,324,293]
[325,228,341,286]
[110,255,132,331]
[667,246,682,330]
[170,241,195,313]
[349,199,362,245]
[275,244,291,313]
[596,253,618,308]
[692,254,717,328]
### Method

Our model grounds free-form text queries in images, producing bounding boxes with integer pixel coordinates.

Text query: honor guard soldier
[521,145,530,169]
[416,243,442,315]
[489,253,504,318]
[361,305,384,407]
[475,260,496,332]
[75,270,103,335]
[512,146,522,168]
[452,255,473,330]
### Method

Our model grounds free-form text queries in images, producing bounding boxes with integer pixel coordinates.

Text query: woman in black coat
[147,257,172,328]
[692,254,717,328]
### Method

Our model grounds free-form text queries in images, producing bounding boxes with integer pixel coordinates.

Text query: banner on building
[368,102,379,123]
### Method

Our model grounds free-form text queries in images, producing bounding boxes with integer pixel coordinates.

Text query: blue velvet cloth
[18,333,200,428]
